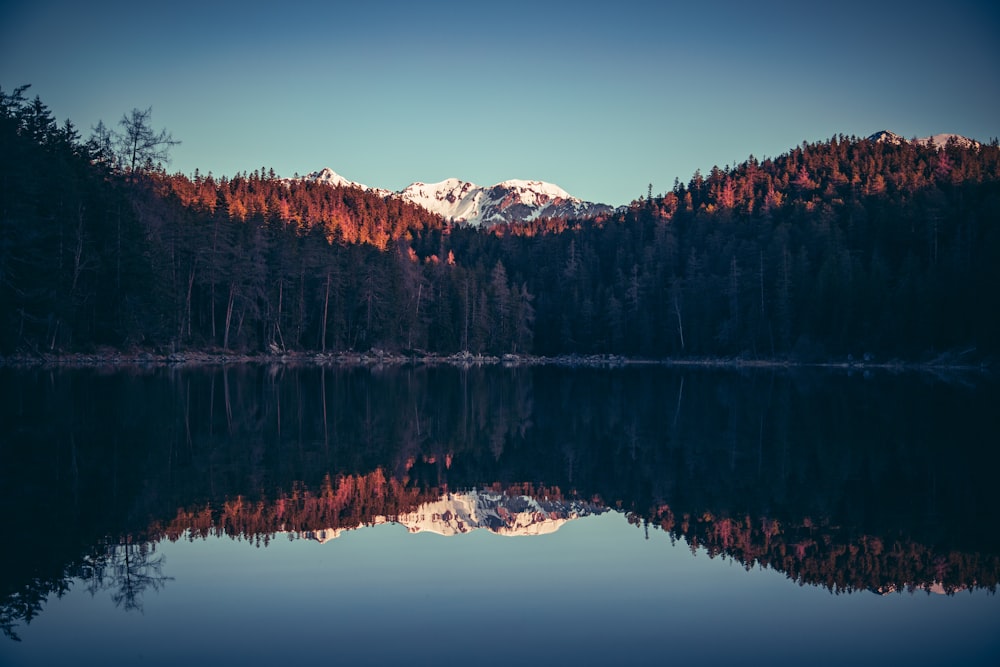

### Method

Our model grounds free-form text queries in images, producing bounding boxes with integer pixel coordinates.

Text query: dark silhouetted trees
[3,88,999,360]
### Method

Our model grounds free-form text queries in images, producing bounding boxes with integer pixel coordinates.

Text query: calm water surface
[1,365,998,666]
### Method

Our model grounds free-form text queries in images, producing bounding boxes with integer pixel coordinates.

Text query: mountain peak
[867,130,980,150]
[410,178,610,225]
[299,168,393,197]
[495,179,572,199]
[298,170,612,226]
[400,178,483,221]
[919,133,981,150]
[304,167,367,189]
[868,130,906,145]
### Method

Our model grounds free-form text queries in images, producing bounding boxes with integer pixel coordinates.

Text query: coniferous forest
[3,86,999,362]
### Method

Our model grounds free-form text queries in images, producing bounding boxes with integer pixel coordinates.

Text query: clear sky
[2,0,998,205]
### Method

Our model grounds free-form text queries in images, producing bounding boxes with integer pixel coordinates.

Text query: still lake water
[1,364,998,665]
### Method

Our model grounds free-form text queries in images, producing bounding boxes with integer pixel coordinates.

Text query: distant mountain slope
[868,130,981,149]
[303,167,393,197]
[298,169,613,226]
[399,178,614,226]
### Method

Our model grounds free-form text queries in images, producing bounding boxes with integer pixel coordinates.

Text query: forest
[3,85,999,362]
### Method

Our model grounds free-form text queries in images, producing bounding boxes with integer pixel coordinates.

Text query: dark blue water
[1,365,998,666]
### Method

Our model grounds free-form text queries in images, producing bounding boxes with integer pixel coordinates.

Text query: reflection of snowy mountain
[396,490,606,536]
[302,490,606,543]
[869,582,967,596]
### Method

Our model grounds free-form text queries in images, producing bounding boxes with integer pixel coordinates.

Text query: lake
[1,364,998,666]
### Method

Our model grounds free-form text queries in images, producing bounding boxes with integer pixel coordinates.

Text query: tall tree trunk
[463,278,470,351]
[321,270,331,353]
[211,282,217,341]
[182,265,195,340]
[210,218,220,341]
[71,204,85,294]
[365,267,375,339]
[409,282,422,349]
[778,245,791,351]
[672,282,685,352]
[274,277,285,351]
[759,250,766,317]
[223,282,236,350]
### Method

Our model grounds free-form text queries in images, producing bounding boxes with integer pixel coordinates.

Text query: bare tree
[115,107,179,175]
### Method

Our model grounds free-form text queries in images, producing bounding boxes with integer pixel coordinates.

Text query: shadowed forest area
[2,86,999,362]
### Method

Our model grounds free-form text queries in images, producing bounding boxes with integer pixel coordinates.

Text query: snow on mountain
[299,489,607,543]
[918,133,981,150]
[867,130,907,145]
[870,582,968,596]
[297,170,613,226]
[301,168,393,197]
[867,130,980,150]
[400,178,484,222]
[399,177,613,226]
[306,167,365,189]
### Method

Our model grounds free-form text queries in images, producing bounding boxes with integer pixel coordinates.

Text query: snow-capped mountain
[400,178,484,222]
[399,178,614,226]
[867,130,980,150]
[868,130,906,145]
[300,489,607,543]
[296,169,613,226]
[919,133,981,150]
[302,167,393,197]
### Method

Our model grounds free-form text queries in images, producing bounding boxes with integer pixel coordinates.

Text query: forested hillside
[2,86,998,361]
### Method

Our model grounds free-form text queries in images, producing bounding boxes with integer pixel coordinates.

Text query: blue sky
[2,0,998,205]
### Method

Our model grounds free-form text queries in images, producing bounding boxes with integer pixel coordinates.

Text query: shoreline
[0,349,992,375]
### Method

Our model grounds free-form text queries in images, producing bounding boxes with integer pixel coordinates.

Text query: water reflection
[299,488,608,539]
[79,541,172,613]
[1,365,998,645]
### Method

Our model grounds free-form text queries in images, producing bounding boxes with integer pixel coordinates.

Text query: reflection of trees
[151,470,438,544]
[0,540,171,640]
[2,365,999,638]
[0,578,67,642]
[630,507,1000,595]
[79,540,172,612]
[141,473,1000,596]
[150,479,591,544]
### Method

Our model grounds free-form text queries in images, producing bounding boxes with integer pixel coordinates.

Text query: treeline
[153,470,437,546]
[633,507,999,595]
[3,86,999,359]
[139,170,536,354]
[0,87,151,351]
[498,135,1000,358]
